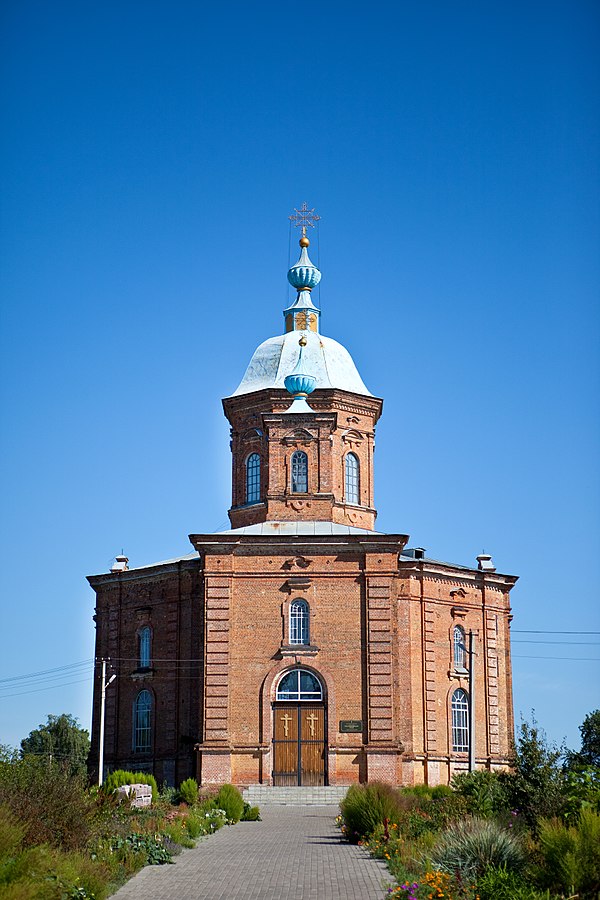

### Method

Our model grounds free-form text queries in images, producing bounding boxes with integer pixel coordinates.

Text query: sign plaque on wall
[339,720,363,733]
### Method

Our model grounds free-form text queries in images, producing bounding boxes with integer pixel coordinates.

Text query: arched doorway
[272,669,327,786]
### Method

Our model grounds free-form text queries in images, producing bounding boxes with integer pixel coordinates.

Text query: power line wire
[0,659,94,685]
[512,630,600,635]
[513,655,600,661]
[0,677,93,700]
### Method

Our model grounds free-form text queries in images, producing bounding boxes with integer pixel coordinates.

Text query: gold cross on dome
[289,202,321,235]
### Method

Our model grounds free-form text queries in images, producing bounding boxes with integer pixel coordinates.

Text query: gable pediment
[282,428,316,446]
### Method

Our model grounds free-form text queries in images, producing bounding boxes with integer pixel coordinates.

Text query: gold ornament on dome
[289,202,321,232]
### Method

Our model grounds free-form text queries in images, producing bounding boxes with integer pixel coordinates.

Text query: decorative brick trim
[366,576,393,744]
[203,575,231,745]
[485,611,500,755]
[423,603,437,752]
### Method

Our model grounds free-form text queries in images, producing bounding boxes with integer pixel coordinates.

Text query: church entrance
[272,669,327,786]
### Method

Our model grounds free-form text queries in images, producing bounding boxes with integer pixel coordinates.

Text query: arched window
[451,688,469,752]
[453,626,466,670]
[276,669,323,702]
[345,453,360,505]
[245,453,261,504]
[138,626,151,669]
[133,690,152,752]
[289,599,309,645]
[291,451,308,493]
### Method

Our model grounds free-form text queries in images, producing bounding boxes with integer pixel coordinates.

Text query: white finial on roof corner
[477,553,496,572]
[111,554,129,573]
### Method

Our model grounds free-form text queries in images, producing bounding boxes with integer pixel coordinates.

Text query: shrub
[452,770,509,818]
[103,770,158,802]
[178,777,199,806]
[340,783,402,843]
[500,715,567,830]
[477,866,551,900]
[0,755,96,851]
[431,784,453,799]
[429,817,525,879]
[241,802,261,821]
[535,809,600,897]
[111,832,175,864]
[214,784,244,823]
[159,782,178,805]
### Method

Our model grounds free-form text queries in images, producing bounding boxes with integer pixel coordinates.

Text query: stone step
[242,785,350,806]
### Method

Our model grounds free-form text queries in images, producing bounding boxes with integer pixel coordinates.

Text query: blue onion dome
[284,335,316,397]
[287,236,322,291]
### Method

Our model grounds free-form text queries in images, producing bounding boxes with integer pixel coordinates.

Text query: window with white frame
[276,669,322,702]
[246,453,261,504]
[138,626,151,668]
[345,453,360,505]
[451,688,469,752]
[291,450,308,493]
[133,690,152,752]
[453,625,466,670]
[289,599,309,645]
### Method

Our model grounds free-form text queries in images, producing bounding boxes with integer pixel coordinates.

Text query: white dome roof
[231,329,372,397]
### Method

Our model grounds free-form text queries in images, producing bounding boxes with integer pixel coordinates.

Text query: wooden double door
[272,704,327,786]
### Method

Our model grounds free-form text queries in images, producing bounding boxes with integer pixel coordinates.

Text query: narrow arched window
[453,626,466,670]
[276,669,323,702]
[451,688,469,753]
[345,453,360,505]
[246,453,261,504]
[133,690,152,752]
[290,599,309,645]
[291,451,308,493]
[138,626,151,668]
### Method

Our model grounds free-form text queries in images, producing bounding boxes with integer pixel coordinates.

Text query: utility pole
[468,630,476,772]
[98,658,116,786]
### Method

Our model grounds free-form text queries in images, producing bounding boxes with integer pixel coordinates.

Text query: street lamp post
[98,658,116,786]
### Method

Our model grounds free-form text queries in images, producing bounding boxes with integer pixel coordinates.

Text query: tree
[501,713,567,830]
[20,713,90,777]
[568,709,600,769]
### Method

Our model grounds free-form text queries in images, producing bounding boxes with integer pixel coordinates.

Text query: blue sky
[1,1,598,753]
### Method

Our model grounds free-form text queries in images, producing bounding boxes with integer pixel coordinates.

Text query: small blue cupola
[283,334,317,413]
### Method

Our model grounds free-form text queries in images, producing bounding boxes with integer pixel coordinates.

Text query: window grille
[276,669,322,702]
[246,453,261,504]
[291,451,308,493]
[345,453,360,505]
[133,690,152,752]
[289,599,309,645]
[138,626,151,668]
[451,688,469,752]
[453,626,466,670]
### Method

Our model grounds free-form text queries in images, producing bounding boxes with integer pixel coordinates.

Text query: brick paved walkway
[111,806,391,900]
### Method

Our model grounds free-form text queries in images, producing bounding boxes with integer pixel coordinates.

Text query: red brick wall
[89,541,516,788]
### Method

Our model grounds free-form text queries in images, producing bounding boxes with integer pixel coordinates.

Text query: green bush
[431,784,453,799]
[214,784,244,823]
[241,802,261,821]
[452,770,509,818]
[178,777,198,806]
[111,832,175,864]
[500,716,567,830]
[339,783,402,843]
[429,817,525,879]
[477,866,551,900]
[535,809,600,897]
[103,770,158,802]
[0,755,96,851]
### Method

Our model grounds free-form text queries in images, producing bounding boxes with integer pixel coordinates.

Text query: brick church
[88,207,517,788]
